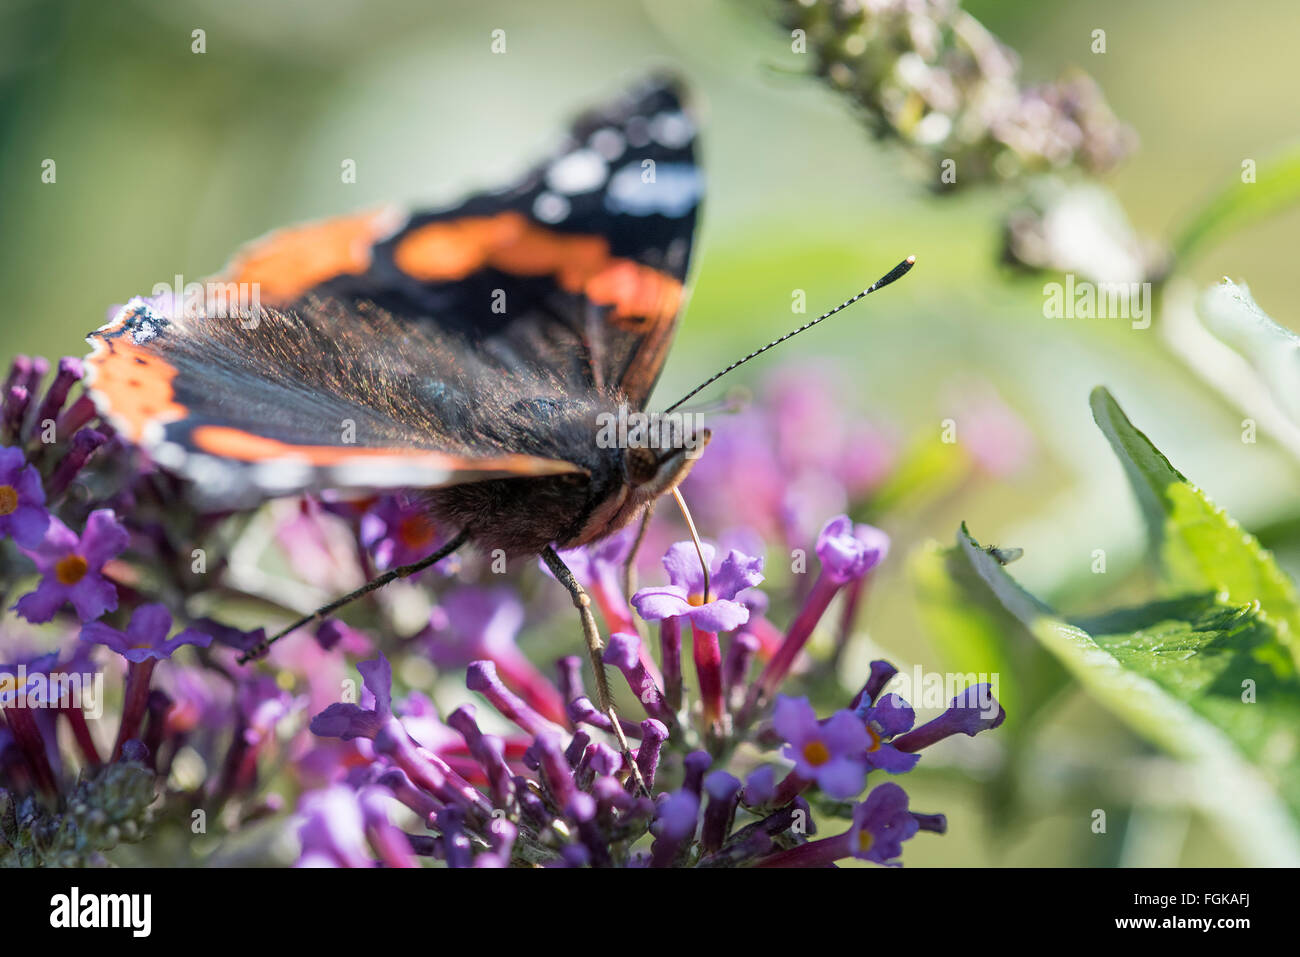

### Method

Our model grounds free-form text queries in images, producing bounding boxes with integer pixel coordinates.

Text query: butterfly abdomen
[423,468,608,558]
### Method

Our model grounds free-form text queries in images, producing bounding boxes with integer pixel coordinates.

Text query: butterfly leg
[237,527,471,664]
[541,545,650,797]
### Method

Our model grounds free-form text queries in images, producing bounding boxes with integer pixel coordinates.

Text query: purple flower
[296,785,373,868]
[631,542,764,633]
[423,587,524,668]
[0,650,61,793]
[360,494,459,574]
[746,516,890,714]
[310,654,393,741]
[34,356,84,428]
[546,523,641,634]
[80,603,212,662]
[773,695,868,799]
[238,676,302,741]
[190,617,269,655]
[856,693,921,774]
[82,605,211,762]
[13,510,128,623]
[755,780,922,868]
[743,765,777,806]
[650,788,700,867]
[701,770,742,852]
[655,789,701,839]
[551,522,638,586]
[357,785,420,868]
[894,684,1006,752]
[0,446,50,547]
[0,651,60,708]
[604,632,673,726]
[420,587,566,725]
[849,782,919,866]
[816,515,889,584]
[681,408,786,541]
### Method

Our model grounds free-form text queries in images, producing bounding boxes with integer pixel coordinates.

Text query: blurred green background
[3,0,1299,866]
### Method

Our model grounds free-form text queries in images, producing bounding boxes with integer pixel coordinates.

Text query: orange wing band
[219,208,402,305]
[393,211,682,328]
[190,425,580,476]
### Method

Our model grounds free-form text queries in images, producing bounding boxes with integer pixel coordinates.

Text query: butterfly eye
[624,445,659,485]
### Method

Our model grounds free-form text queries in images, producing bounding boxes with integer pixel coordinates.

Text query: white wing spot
[606,161,701,216]
[533,191,571,224]
[546,148,608,194]
[588,127,626,161]
[131,320,159,344]
[649,111,694,149]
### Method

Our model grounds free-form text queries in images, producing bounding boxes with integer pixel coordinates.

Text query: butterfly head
[622,427,710,499]
[562,407,709,549]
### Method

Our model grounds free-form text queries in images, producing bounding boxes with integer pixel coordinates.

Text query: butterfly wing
[85,78,700,505]
[86,296,586,505]
[215,76,700,407]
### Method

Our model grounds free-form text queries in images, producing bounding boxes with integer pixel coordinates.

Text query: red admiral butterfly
[83,78,911,783]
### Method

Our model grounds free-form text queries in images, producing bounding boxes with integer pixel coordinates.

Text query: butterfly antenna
[662,256,916,414]
[671,486,710,602]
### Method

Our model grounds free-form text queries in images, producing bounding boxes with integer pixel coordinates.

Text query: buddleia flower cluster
[303,515,1004,867]
[777,0,1134,187]
[1,743,156,867]
[0,354,293,865]
[2,352,1017,867]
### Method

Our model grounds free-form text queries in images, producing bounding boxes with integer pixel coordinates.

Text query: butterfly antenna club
[662,255,916,414]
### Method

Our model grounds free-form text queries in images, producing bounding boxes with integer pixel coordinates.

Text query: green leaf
[1090,386,1300,670]
[953,525,1300,863]
[1172,140,1300,264]
[1197,278,1300,427]
[908,535,1069,736]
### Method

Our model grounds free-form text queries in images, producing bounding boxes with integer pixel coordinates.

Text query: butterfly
[87,75,703,545]
[82,79,712,780]
[83,77,911,781]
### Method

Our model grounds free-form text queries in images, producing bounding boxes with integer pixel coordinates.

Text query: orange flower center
[866,725,882,752]
[55,554,89,585]
[802,740,831,767]
[857,830,874,854]
[396,514,436,549]
[0,485,17,515]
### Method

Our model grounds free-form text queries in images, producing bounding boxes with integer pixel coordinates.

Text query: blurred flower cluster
[778,0,1134,187]
[1,353,1015,867]
[1001,178,1167,284]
